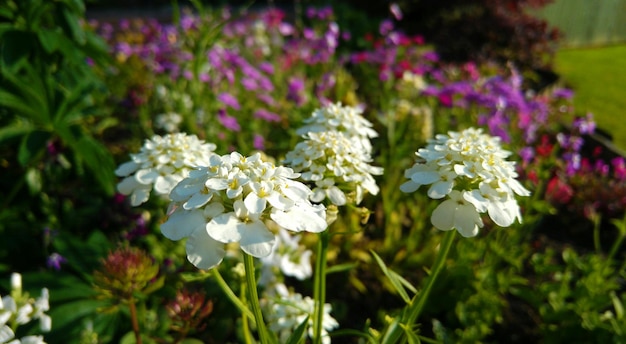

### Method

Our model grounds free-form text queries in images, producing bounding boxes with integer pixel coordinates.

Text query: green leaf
[286,315,309,344]
[17,130,50,166]
[0,118,34,143]
[371,250,415,304]
[0,30,34,68]
[72,134,116,195]
[326,262,358,275]
[0,89,45,122]
[400,323,422,344]
[60,6,86,44]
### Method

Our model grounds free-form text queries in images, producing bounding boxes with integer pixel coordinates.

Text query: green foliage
[0,0,115,196]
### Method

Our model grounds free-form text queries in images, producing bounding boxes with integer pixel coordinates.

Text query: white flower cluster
[262,283,338,344]
[296,102,378,151]
[161,152,328,270]
[0,274,50,344]
[115,133,217,206]
[400,127,531,237]
[285,103,383,206]
[259,228,313,286]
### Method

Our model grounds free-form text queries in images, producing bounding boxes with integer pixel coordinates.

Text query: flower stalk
[312,230,330,344]
[382,230,457,344]
[243,252,272,344]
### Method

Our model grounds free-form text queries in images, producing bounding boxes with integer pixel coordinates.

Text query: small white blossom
[296,102,378,151]
[0,274,50,344]
[401,127,530,236]
[259,228,314,286]
[115,133,217,206]
[154,112,183,133]
[262,283,338,344]
[161,152,327,270]
[287,103,383,206]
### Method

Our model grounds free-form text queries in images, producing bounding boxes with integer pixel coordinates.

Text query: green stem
[240,281,254,344]
[313,230,330,344]
[383,230,457,344]
[243,252,271,344]
[212,268,255,321]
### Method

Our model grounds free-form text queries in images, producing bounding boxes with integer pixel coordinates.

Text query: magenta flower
[254,109,281,122]
[217,92,241,110]
[217,109,241,131]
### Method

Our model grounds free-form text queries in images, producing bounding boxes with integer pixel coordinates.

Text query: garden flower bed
[1,1,625,343]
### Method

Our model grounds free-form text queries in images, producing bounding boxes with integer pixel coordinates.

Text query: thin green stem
[243,252,271,344]
[212,269,255,321]
[240,281,254,344]
[313,230,330,344]
[382,230,457,344]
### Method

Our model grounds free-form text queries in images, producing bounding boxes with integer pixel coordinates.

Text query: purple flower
[612,157,626,180]
[573,113,596,135]
[379,20,394,36]
[390,3,403,20]
[257,94,276,106]
[553,88,574,99]
[217,92,241,110]
[254,109,281,122]
[217,109,241,131]
[287,77,308,105]
[259,62,274,74]
[253,134,265,150]
[519,147,535,164]
[47,253,67,271]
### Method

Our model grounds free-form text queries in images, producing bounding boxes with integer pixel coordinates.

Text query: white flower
[296,102,378,151]
[154,112,183,133]
[115,133,217,206]
[431,190,483,237]
[0,274,50,344]
[284,129,383,206]
[401,127,530,236]
[259,228,314,286]
[161,152,328,270]
[262,283,338,344]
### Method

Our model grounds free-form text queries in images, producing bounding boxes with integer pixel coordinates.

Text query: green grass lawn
[553,44,626,152]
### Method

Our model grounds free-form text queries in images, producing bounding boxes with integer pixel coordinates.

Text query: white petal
[183,192,213,210]
[399,180,420,193]
[117,176,139,195]
[205,178,229,190]
[410,171,441,185]
[271,203,327,233]
[327,187,347,206]
[129,188,151,206]
[454,204,483,237]
[186,227,225,270]
[115,161,139,177]
[135,169,159,184]
[244,192,267,214]
[154,175,181,195]
[238,221,275,258]
[161,210,206,240]
[170,178,203,200]
[430,200,456,230]
[463,190,488,213]
[427,180,454,199]
[206,213,242,243]
[487,201,515,227]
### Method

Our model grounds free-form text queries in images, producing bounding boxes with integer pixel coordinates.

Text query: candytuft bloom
[262,283,338,344]
[401,127,530,237]
[285,103,383,206]
[115,133,217,206]
[0,273,51,343]
[161,152,328,270]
